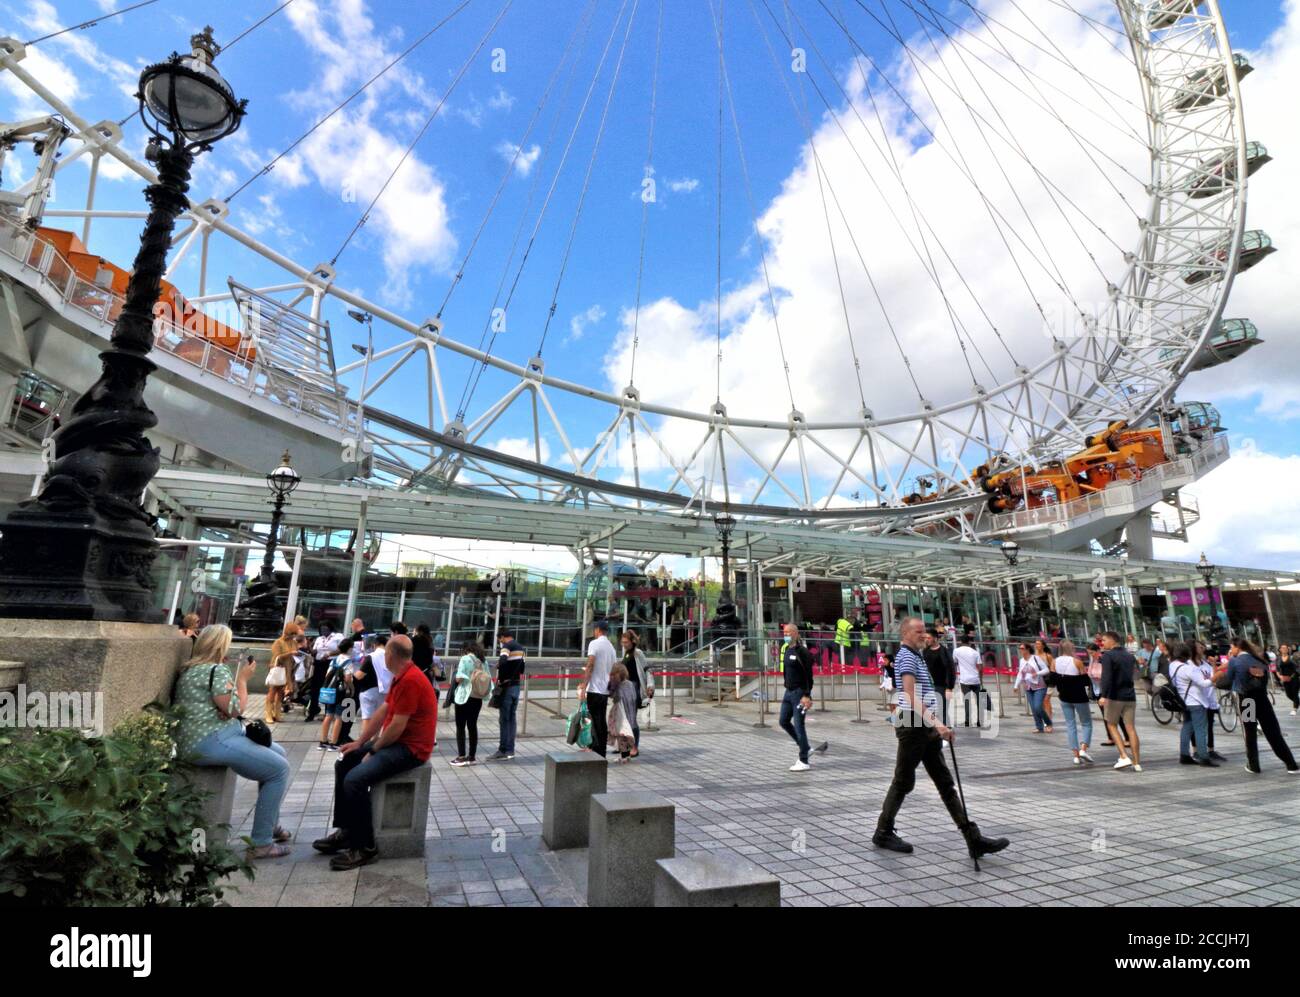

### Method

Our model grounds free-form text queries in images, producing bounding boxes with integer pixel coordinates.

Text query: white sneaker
[1113,758,1133,770]
[1288,769,1300,776]
[789,760,811,772]
[1079,750,1094,764]
[1291,710,1297,717]
[1244,765,1260,775]
[1072,756,1081,765]
[1132,764,1143,773]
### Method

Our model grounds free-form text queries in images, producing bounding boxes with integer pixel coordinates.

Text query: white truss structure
[0,0,1252,545]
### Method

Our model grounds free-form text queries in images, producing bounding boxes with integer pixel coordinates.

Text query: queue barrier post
[851,662,869,724]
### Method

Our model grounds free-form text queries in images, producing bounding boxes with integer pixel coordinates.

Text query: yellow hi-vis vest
[835,618,852,647]
[778,640,789,673]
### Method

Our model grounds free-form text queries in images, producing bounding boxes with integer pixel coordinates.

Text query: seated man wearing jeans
[313,634,437,870]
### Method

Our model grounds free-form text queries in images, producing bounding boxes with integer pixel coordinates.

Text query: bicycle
[1216,689,1239,732]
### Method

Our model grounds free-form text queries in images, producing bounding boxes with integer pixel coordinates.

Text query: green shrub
[0,710,253,907]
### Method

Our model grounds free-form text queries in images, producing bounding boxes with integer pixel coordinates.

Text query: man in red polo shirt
[313,634,437,870]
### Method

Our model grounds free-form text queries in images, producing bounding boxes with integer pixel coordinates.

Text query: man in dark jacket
[923,630,956,726]
[1099,631,1141,771]
[778,624,821,772]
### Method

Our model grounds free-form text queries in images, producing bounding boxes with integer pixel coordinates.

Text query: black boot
[961,821,1009,860]
[871,829,913,853]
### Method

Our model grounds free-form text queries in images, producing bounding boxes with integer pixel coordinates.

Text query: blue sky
[2,0,1297,571]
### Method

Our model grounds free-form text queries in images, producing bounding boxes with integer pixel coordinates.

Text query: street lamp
[1000,540,1020,567]
[230,451,300,638]
[1196,551,1222,639]
[710,513,739,638]
[0,27,245,621]
[1196,552,1215,590]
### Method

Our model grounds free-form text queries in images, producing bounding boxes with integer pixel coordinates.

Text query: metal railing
[988,435,1229,534]
[0,215,356,432]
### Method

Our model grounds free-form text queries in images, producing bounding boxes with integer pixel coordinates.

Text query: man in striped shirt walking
[872,616,1010,861]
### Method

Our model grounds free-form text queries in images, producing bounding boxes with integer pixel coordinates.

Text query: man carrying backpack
[1221,638,1299,775]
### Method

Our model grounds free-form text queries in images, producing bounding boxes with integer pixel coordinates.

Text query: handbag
[208,667,273,748]
[266,665,287,687]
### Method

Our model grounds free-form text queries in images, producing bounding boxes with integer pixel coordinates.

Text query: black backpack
[1241,655,1270,697]
[1154,672,1188,715]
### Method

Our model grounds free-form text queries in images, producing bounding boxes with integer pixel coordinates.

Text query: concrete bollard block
[179,764,237,836]
[654,852,781,907]
[542,752,607,850]
[370,761,432,859]
[588,791,675,907]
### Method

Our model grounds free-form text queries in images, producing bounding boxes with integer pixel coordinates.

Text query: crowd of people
[170,603,1296,873]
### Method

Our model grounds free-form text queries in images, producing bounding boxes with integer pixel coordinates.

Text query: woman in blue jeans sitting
[174,624,292,859]
[1013,642,1052,732]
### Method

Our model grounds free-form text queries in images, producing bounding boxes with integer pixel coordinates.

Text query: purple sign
[1169,587,1219,607]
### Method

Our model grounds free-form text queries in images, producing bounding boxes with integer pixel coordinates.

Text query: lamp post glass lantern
[710,513,739,639]
[0,27,245,621]
[230,452,299,639]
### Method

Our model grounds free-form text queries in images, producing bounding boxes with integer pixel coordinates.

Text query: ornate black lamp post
[709,513,739,638]
[1196,551,1225,641]
[230,451,300,638]
[0,28,245,620]
[1196,551,1216,592]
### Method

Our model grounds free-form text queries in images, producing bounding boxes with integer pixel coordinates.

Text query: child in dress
[607,663,638,761]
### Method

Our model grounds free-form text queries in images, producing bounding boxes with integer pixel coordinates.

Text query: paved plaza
[223,686,1300,907]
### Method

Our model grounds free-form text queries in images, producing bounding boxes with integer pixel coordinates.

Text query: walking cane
[947,737,979,872]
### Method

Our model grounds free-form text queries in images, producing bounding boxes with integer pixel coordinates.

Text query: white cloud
[665,177,700,193]
[488,87,514,111]
[489,435,552,464]
[496,141,541,178]
[283,0,458,306]
[566,303,605,344]
[1176,0,1300,417]
[1154,448,1300,571]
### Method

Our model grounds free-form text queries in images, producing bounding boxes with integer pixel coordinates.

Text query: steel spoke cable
[814,0,1122,294]
[714,0,725,405]
[886,0,1076,340]
[749,0,923,402]
[795,0,1012,381]
[921,0,1148,195]
[330,0,512,267]
[222,0,297,51]
[889,0,1123,296]
[626,0,664,388]
[837,0,1133,261]
[436,0,594,320]
[779,0,866,411]
[709,0,798,413]
[25,0,159,46]
[460,0,631,415]
[452,0,598,418]
[863,0,1034,374]
[783,0,989,385]
[534,0,641,358]
[901,0,1129,332]
[224,0,473,203]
